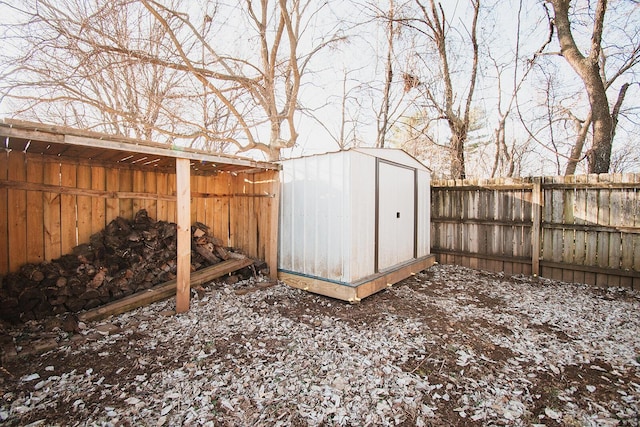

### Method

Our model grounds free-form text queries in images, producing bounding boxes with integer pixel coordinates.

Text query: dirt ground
[1,264,639,426]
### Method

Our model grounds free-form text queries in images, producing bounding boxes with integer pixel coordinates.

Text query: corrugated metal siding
[279,151,352,282]
[348,152,376,282]
[417,169,431,257]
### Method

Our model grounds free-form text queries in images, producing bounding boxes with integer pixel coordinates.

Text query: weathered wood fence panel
[431,174,640,289]
[0,152,279,276]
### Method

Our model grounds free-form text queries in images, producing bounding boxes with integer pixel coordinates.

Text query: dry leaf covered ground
[1,264,640,426]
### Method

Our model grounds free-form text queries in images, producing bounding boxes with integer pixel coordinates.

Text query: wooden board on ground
[78,257,253,323]
[279,255,436,302]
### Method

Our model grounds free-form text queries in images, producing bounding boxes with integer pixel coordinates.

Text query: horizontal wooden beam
[431,184,534,191]
[278,271,358,302]
[541,221,640,234]
[431,249,531,264]
[542,182,640,190]
[431,218,532,227]
[0,119,280,172]
[0,179,176,201]
[432,182,640,191]
[356,256,436,300]
[432,249,639,279]
[78,258,253,322]
[431,218,640,234]
[190,191,276,199]
[0,180,276,200]
[540,261,640,279]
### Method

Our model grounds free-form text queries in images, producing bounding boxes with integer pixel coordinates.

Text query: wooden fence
[0,150,279,276]
[431,174,640,289]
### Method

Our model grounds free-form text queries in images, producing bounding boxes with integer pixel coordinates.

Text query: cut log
[78,257,252,323]
[195,244,221,264]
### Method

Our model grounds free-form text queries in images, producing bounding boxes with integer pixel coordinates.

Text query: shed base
[278,255,436,302]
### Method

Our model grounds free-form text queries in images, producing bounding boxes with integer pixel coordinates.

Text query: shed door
[377,162,415,271]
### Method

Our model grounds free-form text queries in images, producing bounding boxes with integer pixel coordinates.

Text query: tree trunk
[585,69,613,173]
[551,0,612,174]
[610,83,630,148]
[377,0,395,149]
[450,123,467,179]
[414,0,478,180]
[564,112,591,176]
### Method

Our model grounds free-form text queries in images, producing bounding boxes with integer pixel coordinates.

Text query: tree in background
[399,0,480,179]
[545,0,640,174]
[140,0,345,160]
[374,0,397,149]
[0,0,199,142]
[1,0,639,173]
[485,0,554,178]
[0,0,344,160]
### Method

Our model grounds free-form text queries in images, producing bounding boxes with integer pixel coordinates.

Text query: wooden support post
[175,158,191,313]
[531,177,542,276]
[267,171,280,280]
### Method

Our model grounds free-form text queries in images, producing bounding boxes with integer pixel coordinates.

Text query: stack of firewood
[0,209,246,322]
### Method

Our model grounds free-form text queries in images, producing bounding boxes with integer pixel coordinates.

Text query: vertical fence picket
[43,161,62,262]
[132,169,145,216]
[59,163,77,256]
[607,174,624,286]
[0,152,8,273]
[619,174,635,288]
[633,174,640,290]
[91,165,106,236]
[119,169,133,220]
[596,175,612,286]
[156,171,169,222]
[503,180,515,274]
[216,173,231,246]
[145,170,158,220]
[7,151,27,272]
[26,156,45,265]
[530,178,541,277]
[584,175,600,285]
[551,176,565,280]
[541,177,553,278]
[469,187,479,269]
[573,174,588,284]
[561,175,575,283]
[76,164,92,247]
[166,170,176,224]
[105,168,119,224]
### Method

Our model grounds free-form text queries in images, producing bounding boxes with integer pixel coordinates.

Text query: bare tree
[400,0,480,179]
[547,0,640,173]
[0,0,343,158]
[0,0,231,145]
[388,111,450,175]
[138,0,344,160]
[302,68,364,150]
[487,0,555,178]
[375,0,396,148]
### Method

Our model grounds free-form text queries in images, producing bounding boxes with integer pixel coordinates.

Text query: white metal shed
[278,148,435,301]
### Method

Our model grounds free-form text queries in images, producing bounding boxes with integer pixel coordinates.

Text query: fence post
[531,177,542,276]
